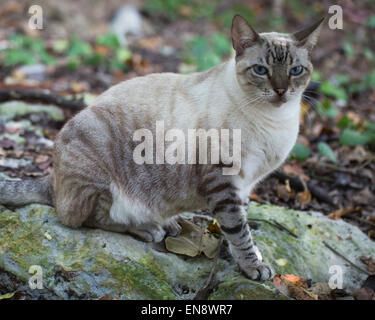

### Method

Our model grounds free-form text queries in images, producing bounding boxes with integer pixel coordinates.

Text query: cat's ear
[231,14,259,55]
[293,17,325,52]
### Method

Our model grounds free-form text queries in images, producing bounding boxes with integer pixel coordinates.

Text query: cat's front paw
[163,216,182,237]
[240,262,275,281]
[130,224,166,243]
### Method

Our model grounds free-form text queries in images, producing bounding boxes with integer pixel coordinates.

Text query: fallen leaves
[353,287,375,300]
[273,274,318,300]
[35,154,49,164]
[328,207,361,220]
[297,189,312,205]
[309,282,333,300]
[360,256,375,274]
[165,219,221,259]
[207,219,221,235]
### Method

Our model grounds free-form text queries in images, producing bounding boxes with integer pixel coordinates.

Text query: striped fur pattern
[0,15,323,281]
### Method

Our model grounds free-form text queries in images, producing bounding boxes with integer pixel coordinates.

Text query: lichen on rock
[0,202,374,299]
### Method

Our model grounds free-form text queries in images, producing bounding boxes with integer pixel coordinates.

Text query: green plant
[184,32,232,72]
[291,143,310,161]
[316,99,339,119]
[2,34,56,66]
[317,142,337,163]
[319,80,347,101]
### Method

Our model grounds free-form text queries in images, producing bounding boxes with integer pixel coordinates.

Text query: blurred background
[0,0,374,239]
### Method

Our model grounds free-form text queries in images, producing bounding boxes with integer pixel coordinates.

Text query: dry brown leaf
[94,45,110,56]
[360,256,375,274]
[276,183,295,201]
[71,82,85,93]
[328,207,361,220]
[347,111,361,125]
[353,287,374,300]
[250,192,261,202]
[311,123,323,137]
[178,5,193,17]
[347,146,375,163]
[35,155,49,164]
[297,189,312,205]
[368,230,375,240]
[273,274,317,300]
[207,219,221,235]
[137,37,162,50]
[282,274,306,287]
[308,282,332,300]
[282,164,310,181]
[165,219,220,259]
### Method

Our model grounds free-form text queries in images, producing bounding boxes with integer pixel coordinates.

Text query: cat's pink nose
[275,88,286,96]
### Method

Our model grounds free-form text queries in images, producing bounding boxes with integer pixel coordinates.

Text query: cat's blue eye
[253,65,268,75]
[290,66,303,76]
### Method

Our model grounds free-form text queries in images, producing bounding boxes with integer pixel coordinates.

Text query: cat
[0,15,324,281]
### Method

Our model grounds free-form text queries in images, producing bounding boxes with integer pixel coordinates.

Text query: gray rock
[0,202,374,299]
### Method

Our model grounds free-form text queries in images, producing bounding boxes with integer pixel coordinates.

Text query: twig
[0,89,87,110]
[315,163,372,178]
[272,171,336,207]
[194,237,223,300]
[270,219,298,238]
[323,241,373,276]
[345,214,375,228]
[248,218,298,238]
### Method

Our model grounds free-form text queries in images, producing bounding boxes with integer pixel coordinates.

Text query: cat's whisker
[302,94,320,108]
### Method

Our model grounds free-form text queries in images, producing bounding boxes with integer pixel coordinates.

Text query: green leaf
[342,41,355,59]
[317,142,337,163]
[363,130,375,144]
[115,48,132,62]
[365,121,375,131]
[96,33,120,48]
[320,81,347,101]
[339,129,370,146]
[53,39,69,53]
[84,53,103,66]
[68,37,92,57]
[67,56,80,70]
[312,71,321,81]
[317,99,339,118]
[337,115,353,129]
[184,32,231,72]
[0,291,15,300]
[368,15,375,28]
[292,143,310,161]
[4,49,35,65]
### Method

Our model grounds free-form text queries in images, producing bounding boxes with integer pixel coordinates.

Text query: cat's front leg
[203,180,274,280]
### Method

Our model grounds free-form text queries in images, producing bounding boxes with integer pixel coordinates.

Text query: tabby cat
[0,15,324,281]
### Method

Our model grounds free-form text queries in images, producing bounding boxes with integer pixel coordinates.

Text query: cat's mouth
[269,95,287,107]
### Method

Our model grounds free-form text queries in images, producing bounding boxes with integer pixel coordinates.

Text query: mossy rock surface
[0,203,374,299]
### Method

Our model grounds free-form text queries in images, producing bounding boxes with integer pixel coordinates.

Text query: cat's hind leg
[54,182,98,228]
[83,192,129,233]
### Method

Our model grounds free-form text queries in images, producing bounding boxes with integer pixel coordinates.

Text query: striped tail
[0,174,54,206]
